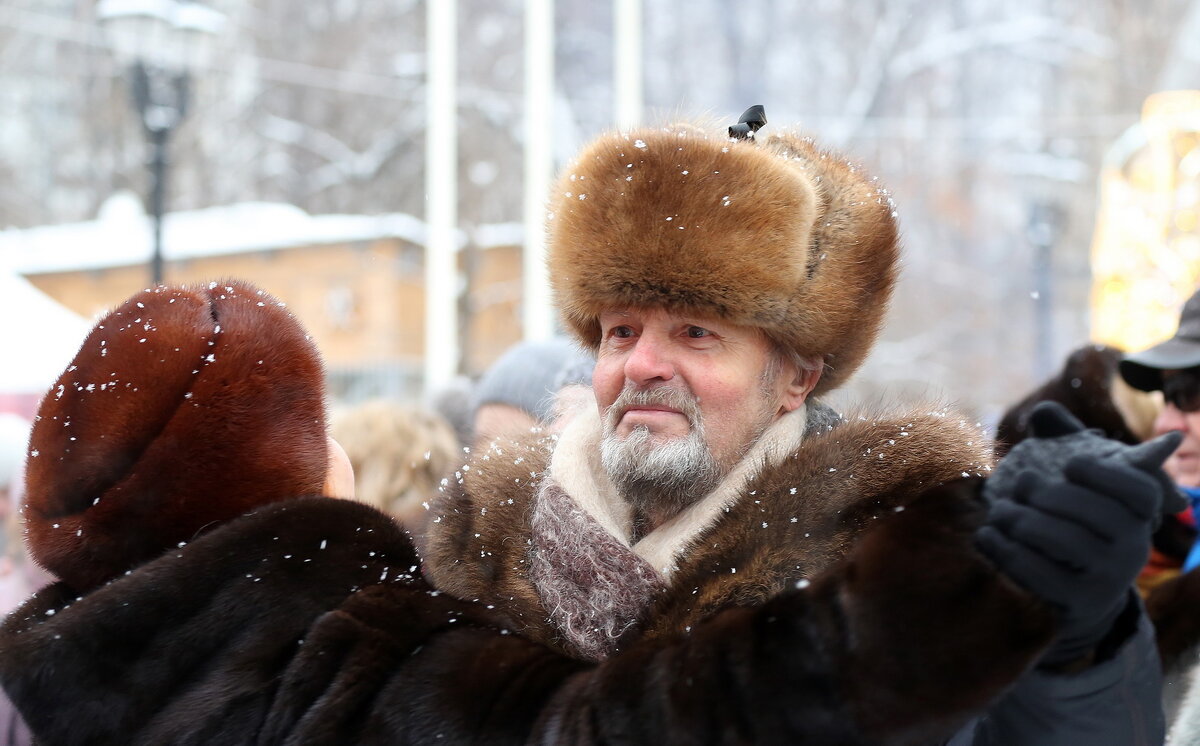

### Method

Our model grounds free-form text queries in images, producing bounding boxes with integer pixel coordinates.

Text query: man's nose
[1156,403,1188,435]
[624,334,675,385]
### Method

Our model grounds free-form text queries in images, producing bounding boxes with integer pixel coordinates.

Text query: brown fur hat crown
[546,125,900,395]
[24,280,327,591]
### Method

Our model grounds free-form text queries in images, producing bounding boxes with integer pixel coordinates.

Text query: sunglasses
[1162,369,1200,413]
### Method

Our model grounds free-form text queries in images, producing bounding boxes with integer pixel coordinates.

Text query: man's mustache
[604,385,702,432]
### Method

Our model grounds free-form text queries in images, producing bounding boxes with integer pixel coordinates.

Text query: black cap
[1119,288,1200,391]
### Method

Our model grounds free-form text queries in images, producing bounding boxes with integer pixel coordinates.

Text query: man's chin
[601,426,722,514]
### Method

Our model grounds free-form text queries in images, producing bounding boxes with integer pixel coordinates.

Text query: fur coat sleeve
[0,481,1059,746]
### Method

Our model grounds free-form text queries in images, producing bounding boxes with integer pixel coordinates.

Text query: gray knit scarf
[529,476,666,661]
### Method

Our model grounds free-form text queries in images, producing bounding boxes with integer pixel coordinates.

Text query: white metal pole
[523,0,555,342]
[424,0,459,392]
[614,0,642,130]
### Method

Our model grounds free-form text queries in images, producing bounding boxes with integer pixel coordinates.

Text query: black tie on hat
[728,105,767,140]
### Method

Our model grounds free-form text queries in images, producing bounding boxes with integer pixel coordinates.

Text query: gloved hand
[984,400,1185,518]
[976,402,1182,668]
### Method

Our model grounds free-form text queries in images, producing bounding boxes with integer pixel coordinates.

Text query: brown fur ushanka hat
[24,280,327,591]
[546,126,900,395]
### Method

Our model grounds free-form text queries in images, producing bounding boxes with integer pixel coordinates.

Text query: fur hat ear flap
[546,126,899,395]
[24,280,327,591]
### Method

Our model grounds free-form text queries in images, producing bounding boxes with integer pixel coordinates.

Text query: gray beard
[600,423,721,519]
[599,386,722,520]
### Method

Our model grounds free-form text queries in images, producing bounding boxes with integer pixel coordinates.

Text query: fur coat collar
[424,398,993,658]
[546,401,812,574]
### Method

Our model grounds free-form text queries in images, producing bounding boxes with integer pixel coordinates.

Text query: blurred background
[0,0,1198,428]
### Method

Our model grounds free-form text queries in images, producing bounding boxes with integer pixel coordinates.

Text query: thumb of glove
[1127,430,1186,515]
[1127,430,1184,471]
[1027,401,1087,439]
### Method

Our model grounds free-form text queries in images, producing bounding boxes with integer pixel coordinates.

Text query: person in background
[994,343,1182,593]
[426,375,475,449]
[330,399,460,535]
[469,336,594,445]
[1118,288,1200,729]
[1120,289,1200,509]
[1121,291,1200,587]
[995,343,1159,458]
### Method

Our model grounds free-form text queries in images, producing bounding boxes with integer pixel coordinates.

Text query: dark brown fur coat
[0,405,1056,746]
[427,404,1004,649]
[424,402,1056,741]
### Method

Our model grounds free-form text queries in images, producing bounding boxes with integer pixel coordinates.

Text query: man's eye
[686,326,711,338]
[610,326,634,339]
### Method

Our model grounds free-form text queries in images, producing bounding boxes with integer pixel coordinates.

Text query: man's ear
[781,364,822,413]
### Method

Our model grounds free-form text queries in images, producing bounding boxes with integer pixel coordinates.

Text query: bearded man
[0,117,1174,745]
[418,121,1174,746]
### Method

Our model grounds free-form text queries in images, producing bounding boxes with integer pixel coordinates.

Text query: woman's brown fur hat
[24,280,327,591]
[546,125,899,395]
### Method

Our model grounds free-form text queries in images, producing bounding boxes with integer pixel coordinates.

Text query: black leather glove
[977,402,1182,668]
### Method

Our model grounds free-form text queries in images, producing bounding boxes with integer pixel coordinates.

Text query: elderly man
[424,120,1172,743]
[0,118,1172,745]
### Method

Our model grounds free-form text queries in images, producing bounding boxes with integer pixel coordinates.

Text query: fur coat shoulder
[0,404,1065,746]
[0,480,1055,746]
[424,401,1006,654]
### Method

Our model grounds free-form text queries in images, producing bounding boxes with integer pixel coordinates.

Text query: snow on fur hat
[24,280,327,591]
[546,123,900,396]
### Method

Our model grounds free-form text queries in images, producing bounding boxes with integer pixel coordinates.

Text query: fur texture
[1148,567,1200,670]
[550,401,812,578]
[0,438,1055,746]
[428,404,1008,651]
[425,405,1058,742]
[0,498,510,745]
[24,280,327,591]
[995,344,1155,457]
[546,127,900,395]
[1169,654,1200,745]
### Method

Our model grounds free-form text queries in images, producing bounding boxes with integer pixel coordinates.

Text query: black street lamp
[97,0,225,286]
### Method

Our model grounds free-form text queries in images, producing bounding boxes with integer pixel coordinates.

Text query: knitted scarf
[528,476,666,661]
[527,401,818,660]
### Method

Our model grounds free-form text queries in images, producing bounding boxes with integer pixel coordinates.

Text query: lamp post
[97,0,225,286]
[1026,199,1066,380]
